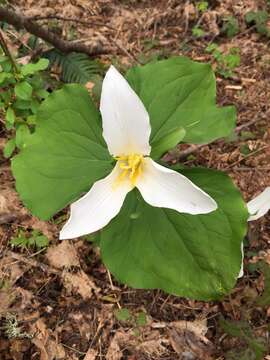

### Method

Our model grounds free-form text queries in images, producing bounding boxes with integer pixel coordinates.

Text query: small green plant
[256,262,270,307]
[114,308,148,335]
[219,317,267,360]
[0,55,49,158]
[222,16,239,38]
[192,26,205,37]
[245,11,270,37]
[10,229,49,249]
[196,1,208,12]
[206,43,240,78]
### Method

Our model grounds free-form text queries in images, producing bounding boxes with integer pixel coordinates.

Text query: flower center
[115,154,144,186]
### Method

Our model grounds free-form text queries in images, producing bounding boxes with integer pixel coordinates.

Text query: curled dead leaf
[168,320,213,360]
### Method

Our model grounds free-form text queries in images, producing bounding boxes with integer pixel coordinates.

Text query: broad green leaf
[126,57,236,144]
[3,138,16,158]
[15,81,33,100]
[100,168,248,300]
[12,84,112,220]
[21,58,49,76]
[151,127,186,159]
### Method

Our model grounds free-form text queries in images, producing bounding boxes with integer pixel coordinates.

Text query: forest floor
[0,0,270,359]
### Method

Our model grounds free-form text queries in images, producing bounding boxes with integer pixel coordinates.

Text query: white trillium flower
[247,187,270,221]
[238,187,270,278]
[60,66,218,240]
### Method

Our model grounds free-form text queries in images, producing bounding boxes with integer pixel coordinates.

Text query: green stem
[0,28,19,74]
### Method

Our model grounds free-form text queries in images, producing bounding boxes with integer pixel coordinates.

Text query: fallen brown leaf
[31,318,66,360]
[84,348,97,360]
[46,241,80,269]
[0,252,29,285]
[62,269,100,300]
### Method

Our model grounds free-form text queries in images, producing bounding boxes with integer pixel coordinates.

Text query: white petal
[60,164,133,239]
[136,158,217,215]
[238,242,244,278]
[100,65,151,157]
[247,187,270,221]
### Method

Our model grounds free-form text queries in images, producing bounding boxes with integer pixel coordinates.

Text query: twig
[0,6,108,57]
[235,117,264,133]
[9,252,59,275]
[177,117,266,161]
[114,39,140,64]
[226,166,270,172]
[225,144,270,169]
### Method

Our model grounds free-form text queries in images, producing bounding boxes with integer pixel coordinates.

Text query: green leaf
[5,107,15,127]
[35,89,49,99]
[30,99,40,114]
[15,124,31,149]
[114,308,131,322]
[13,99,31,110]
[126,57,236,145]
[245,11,269,36]
[0,72,12,84]
[33,234,49,248]
[192,26,206,37]
[196,1,208,12]
[0,89,12,104]
[100,168,248,300]
[15,81,33,100]
[21,58,49,76]
[136,312,147,327]
[12,84,112,220]
[222,16,239,38]
[3,138,16,158]
[10,232,28,247]
[151,127,186,159]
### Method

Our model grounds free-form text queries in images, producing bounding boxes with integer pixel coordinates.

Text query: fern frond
[43,49,104,84]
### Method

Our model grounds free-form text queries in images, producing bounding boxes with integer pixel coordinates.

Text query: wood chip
[225,85,243,90]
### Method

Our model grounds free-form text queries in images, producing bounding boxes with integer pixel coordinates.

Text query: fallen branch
[30,14,114,30]
[0,6,108,57]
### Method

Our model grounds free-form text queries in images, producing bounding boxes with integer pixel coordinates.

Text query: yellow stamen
[115,153,144,187]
